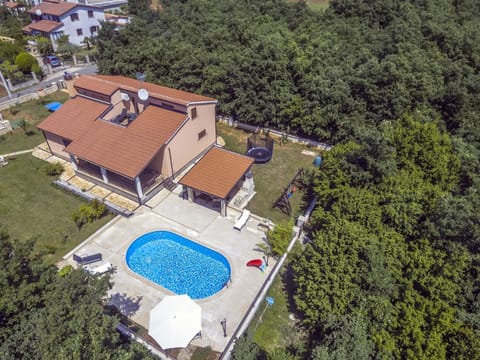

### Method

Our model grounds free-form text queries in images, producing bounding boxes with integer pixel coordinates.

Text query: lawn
[249,267,307,356]
[217,122,317,224]
[0,92,70,154]
[0,93,113,264]
[0,154,114,264]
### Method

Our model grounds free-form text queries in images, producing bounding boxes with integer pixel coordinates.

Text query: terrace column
[187,187,194,203]
[221,199,227,217]
[69,154,78,171]
[135,176,144,199]
[100,167,109,184]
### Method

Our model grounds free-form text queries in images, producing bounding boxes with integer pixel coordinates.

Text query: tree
[14,51,37,74]
[0,229,157,359]
[231,331,266,360]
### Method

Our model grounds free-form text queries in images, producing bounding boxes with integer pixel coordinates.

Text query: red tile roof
[76,75,216,106]
[29,1,77,16]
[74,76,118,97]
[179,147,254,199]
[66,105,187,179]
[37,97,108,140]
[23,20,62,33]
[5,2,23,9]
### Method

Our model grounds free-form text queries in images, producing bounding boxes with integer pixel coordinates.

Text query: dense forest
[74,0,480,358]
[0,230,157,359]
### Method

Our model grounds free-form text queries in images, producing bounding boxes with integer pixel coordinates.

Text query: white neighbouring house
[22,0,104,51]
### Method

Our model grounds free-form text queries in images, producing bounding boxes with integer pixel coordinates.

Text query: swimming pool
[126,231,231,299]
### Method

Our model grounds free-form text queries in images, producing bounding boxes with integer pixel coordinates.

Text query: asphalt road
[0,63,98,105]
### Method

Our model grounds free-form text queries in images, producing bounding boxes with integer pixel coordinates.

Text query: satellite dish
[35,9,42,16]
[138,88,149,101]
[120,93,130,101]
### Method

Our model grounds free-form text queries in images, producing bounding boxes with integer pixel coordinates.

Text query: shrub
[10,104,20,115]
[15,51,37,73]
[192,346,215,360]
[71,199,107,229]
[44,162,64,176]
[58,265,73,277]
[267,222,293,257]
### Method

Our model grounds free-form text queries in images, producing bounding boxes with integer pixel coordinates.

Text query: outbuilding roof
[179,147,254,199]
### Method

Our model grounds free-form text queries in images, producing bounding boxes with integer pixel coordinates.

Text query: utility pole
[0,70,13,99]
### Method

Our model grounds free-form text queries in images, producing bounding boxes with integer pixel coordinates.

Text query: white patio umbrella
[148,295,202,349]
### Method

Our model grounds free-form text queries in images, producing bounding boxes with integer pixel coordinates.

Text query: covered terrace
[179,146,255,216]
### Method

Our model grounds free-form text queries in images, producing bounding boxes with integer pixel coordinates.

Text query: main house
[38,75,254,212]
[23,0,104,51]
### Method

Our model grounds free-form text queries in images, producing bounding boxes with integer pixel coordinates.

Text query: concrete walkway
[1,149,33,157]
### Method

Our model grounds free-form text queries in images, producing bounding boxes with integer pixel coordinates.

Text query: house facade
[23,0,104,51]
[38,75,218,204]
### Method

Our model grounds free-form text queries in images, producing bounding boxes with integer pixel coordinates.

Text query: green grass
[249,268,307,355]
[0,92,70,154]
[0,93,112,264]
[0,154,114,264]
[217,122,316,224]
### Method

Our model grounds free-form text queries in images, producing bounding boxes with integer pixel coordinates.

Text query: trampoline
[246,146,272,164]
[246,131,274,164]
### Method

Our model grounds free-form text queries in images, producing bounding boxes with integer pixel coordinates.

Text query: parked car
[43,55,61,67]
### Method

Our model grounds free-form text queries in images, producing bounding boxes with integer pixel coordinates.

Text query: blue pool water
[126,231,231,299]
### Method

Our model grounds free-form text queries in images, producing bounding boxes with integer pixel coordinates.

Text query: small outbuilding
[179,146,254,216]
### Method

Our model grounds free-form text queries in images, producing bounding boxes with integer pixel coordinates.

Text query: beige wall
[102,102,125,122]
[44,132,70,159]
[161,103,216,176]
[149,147,165,174]
[111,90,123,104]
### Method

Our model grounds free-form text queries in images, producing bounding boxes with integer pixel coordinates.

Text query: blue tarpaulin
[44,102,62,112]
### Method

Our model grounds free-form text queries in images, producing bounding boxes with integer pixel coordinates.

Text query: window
[76,28,83,36]
[88,10,94,18]
[70,13,79,21]
[90,26,98,35]
[198,129,206,140]
[191,107,197,119]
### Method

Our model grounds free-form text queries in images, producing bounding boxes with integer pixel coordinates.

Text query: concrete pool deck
[64,187,273,353]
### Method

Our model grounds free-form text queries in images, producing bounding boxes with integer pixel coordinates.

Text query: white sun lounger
[87,262,113,275]
[234,209,251,231]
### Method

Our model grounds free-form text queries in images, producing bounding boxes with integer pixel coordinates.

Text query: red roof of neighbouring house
[29,1,78,16]
[23,20,63,34]
[179,147,254,199]
[65,106,187,178]
[37,97,109,140]
[5,1,23,9]
[76,75,217,106]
